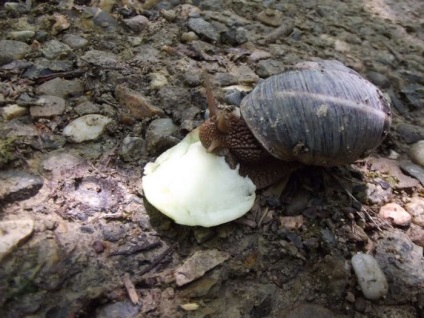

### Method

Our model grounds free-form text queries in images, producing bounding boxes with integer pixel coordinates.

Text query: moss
[0,136,19,168]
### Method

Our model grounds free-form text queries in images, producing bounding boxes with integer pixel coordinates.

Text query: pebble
[257,9,283,27]
[37,78,84,98]
[407,224,424,248]
[256,59,285,77]
[379,202,412,226]
[22,59,74,80]
[174,249,230,286]
[365,183,391,205]
[0,40,30,66]
[80,50,120,68]
[1,104,28,120]
[0,219,34,262]
[0,170,44,203]
[400,161,424,186]
[145,118,179,155]
[63,114,113,143]
[119,136,147,162]
[9,30,35,42]
[279,215,304,230]
[74,101,101,115]
[123,15,150,32]
[115,85,164,119]
[102,223,126,242]
[40,40,72,60]
[62,34,89,49]
[409,140,424,167]
[188,17,220,42]
[180,31,199,42]
[375,230,424,302]
[351,253,388,300]
[249,49,272,62]
[405,197,424,227]
[149,72,168,90]
[51,13,70,35]
[80,6,120,32]
[41,151,85,177]
[92,240,105,254]
[30,95,66,118]
[221,27,248,45]
[180,303,199,311]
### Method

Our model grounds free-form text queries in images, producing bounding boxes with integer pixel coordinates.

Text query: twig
[35,69,85,84]
[110,241,162,256]
[123,273,140,305]
[137,242,178,276]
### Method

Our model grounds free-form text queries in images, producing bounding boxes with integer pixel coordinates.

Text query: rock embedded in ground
[405,197,424,227]
[30,95,66,118]
[375,230,424,302]
[400,161,424,186]
[351,253,388,300]
[407,224,424,248]
[63,114,113,143]
[41,151,86,177]
[40,40,72,60]
[256,59,285,77]
[62,34,89,49]
[256,9,283,27]
[0,40,30,66]
[145,118,179,155]
[0,170,44,203]
[115,85,164,120]
[379,202,412,226]
[123,15,150,32]
[0,220,34,262]
[80,50,121,68]
[188,17,220,42]
[174,249,230,286]
[119,136,147,162]
[74,101,101,115]
[36,78,84,98]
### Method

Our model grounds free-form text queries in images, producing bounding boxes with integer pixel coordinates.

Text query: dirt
[0,0,423,317]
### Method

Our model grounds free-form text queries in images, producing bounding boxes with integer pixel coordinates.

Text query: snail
[142,60,392,227]
[199,60,392,189]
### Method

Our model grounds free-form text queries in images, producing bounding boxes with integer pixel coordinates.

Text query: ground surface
[0,0,424,317]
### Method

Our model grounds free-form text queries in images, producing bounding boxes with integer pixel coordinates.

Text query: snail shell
[240,60,392,166]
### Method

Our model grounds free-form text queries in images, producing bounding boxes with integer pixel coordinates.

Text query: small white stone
[409,140,424,167]
[351,253,388,300]
[63,114,112,143]
[1,104,28,120]
[0,220,34,262]
[180,303,199,311]
[379,202,412,226]
[149,72,168,90]
[405,197,424,227]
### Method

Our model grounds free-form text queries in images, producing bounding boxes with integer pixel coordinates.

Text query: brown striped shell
[240,60,392,166]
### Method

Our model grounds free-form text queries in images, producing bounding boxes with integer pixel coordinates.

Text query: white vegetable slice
[142,130,256,227]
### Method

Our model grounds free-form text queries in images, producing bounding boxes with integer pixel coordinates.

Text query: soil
[0,0,423,317]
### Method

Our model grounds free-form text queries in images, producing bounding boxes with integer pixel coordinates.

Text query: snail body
[199,60,392,188]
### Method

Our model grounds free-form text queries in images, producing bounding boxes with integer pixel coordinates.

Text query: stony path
[0,0,423,317]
